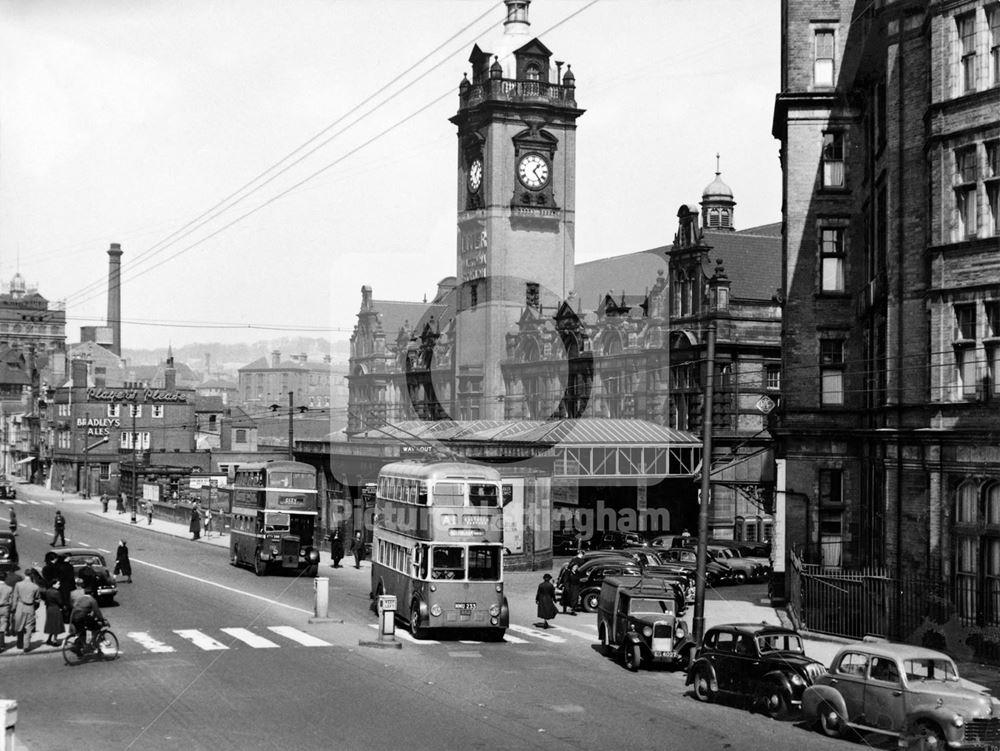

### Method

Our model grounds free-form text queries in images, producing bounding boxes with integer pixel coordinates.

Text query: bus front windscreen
[433,483,464,507]
[430,546,465,579]
[269,471,316,490]
[468,545,501,580]
[265,512,290,531]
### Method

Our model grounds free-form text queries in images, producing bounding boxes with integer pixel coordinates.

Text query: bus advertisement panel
[229,460,320,576]
[371,461,508,640]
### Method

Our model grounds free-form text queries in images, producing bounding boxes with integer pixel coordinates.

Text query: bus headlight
[306,549,319,563]
[430,604,442,617]
[491,617,499,626]
[429,584,437,592]
[270,545,280,556]
[495,584,502,593]
[489,604,500,617]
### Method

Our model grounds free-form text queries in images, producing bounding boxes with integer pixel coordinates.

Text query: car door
[710,629,741,692]
[829,650,870,723]
[863,655,906,732]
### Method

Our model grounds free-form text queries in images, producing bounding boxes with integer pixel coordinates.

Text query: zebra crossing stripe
[366,624,439,644]
[501,633,529,644]
[220,627,280,648]
[267,626,332,647]
[507,624,566,643]
[174,629,229,650]
[549,623,599,641]
[127,632,175,653]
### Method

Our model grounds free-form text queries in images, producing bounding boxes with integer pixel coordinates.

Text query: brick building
[772,0,1000,631]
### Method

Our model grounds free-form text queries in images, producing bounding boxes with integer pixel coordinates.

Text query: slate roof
[574,250,667,313]
[702,227,781,301]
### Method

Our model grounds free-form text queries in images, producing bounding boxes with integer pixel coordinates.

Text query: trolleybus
[228,460,321,576]
[370,461,508,640]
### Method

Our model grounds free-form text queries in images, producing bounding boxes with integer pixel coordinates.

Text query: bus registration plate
[454,602,477,610]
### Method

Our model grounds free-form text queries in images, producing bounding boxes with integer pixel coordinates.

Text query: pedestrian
[203,507,213,538]
[51,510,66,546]
[535,573,558,630]
[350,531,366,569]
[8,507,15,536]
[100,493,109,513]
[190,504,201,540]
[330,531,344,568]
[116,493,125,514]
[146,500,154,525]
[42,580,63,646]
[54,553,75,620]
[0,575,11,652]
[11,567,40,650]
[561,550,585,615]
[41,551,59,586]
[681,528,691,538]
[114,539,132,583]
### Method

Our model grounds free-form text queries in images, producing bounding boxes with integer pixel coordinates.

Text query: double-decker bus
[228,460,321,576]
[371,461,508,640]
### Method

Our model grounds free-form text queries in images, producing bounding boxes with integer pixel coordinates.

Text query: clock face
[468,158,483,193]
[518,153,550,190]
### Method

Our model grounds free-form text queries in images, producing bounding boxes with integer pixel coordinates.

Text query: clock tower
[450,0,583,419]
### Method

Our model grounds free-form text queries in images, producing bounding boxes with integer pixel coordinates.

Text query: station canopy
[368,418,701,481]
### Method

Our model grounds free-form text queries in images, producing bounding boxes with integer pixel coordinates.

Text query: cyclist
[68,587,105,653]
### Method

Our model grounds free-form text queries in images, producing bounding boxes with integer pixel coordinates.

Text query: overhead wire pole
[692,320,717,648]
[287,390,294,460]
[131,400,138,524]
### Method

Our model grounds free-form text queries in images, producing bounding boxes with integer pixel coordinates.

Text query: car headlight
[642,626,653,638]
[953,715,964,728]
[430,604,442,617]
[674,623,687,638]
[489,604,500,617]
[790,674,804,686]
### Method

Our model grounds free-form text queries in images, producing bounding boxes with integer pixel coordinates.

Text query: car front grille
[803,663,826,684]
[653,623,672,639]
[964,718,1000,743]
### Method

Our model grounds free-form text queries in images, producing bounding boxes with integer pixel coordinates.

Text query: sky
[0,0,781,351]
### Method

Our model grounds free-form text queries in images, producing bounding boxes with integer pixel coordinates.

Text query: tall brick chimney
[71,359,90,388]
[107,243,123,357]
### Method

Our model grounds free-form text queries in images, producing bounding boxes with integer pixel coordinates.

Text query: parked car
[552,528,591,555]
[594,531,648,550]
[573,558,644,612]
[802,636,1000,747]
[710,546,770,582]
[649,534,682,549]
[687,623,826,718]
[54,547,118,603]
[0,482,15,500]
[597,576,694,671]
[0,531,18,574]
[657,547,734,586]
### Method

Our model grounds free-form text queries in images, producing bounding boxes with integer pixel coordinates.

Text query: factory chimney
[107,243,123,356]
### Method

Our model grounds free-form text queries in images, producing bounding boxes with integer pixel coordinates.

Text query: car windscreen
[68,555,104,567]
[903,658,959,682]
[629,597,674,616]
[756,633,804,653]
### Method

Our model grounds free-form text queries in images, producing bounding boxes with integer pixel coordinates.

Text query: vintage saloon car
[687,623,826,718]
[55,547,119,603]
[597,576,693,671]
[0,531,18,574]
[802,637,1000,748]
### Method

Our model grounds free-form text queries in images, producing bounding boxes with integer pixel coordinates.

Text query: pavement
[4,478,1000,694]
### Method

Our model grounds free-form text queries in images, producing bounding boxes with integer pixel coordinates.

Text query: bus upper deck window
[469,484,498,507]
[418,482,428,505]
[433,483,464,507]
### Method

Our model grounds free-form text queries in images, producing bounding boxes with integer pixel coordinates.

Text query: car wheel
[911,721,945,751]
[816,701,844,738]
[692,666,715,703]
[733,570,748,584]
[758,684,789,720]
[409,602,425,640]
[624,644,642,672]
[581,590,600,613]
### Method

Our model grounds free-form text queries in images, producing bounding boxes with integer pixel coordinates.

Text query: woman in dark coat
[189,506,201,540]
[535,573,558,629]
[114,540,132,583]
[43,581,64,646]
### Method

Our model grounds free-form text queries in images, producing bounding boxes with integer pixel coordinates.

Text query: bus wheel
[254,549,267,577]
[409,602,426,640]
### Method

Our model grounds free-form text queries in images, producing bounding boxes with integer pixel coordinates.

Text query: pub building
[49,357,206,498]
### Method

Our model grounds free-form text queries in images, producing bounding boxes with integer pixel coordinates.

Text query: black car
[593,531,648,550]
[686,623,826,719]
[552,528,591,555]
[0,531,18,574]
[54,547,119,603]
[573,558,644,612]
[0,482,15,500]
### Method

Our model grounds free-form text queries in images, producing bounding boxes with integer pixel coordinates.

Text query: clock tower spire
[449,0,584,419]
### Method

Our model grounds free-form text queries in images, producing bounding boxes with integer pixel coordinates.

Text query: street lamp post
[130,401,138,524]
[692,320,717,648]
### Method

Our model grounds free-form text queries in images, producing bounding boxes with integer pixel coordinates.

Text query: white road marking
[220,627,280,648]
[126,631,175,653]
[549,623,599,641]
[174,629,229,651]
[267,626,332,646]
[507,624,566,643]
[501,633,529,644]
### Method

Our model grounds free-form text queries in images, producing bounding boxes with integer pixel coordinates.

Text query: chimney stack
[71,359,90,388]
[107,243,123,357]
[271,350,280,368]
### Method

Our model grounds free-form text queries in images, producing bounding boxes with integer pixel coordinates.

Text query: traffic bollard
[313,577,329,619]
[377,594,397,641]
[0,699,16,751]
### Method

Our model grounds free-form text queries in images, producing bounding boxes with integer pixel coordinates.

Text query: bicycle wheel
[96,630,120,661]
[62,636,84,666]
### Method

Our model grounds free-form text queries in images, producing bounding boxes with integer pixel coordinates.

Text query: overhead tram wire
[60,2,503,310]
[62,0,601,313]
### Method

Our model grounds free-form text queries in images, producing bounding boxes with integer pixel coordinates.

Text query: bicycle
[62,620,120,666]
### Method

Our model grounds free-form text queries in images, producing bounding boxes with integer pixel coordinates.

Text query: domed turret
[700,154,736,231]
